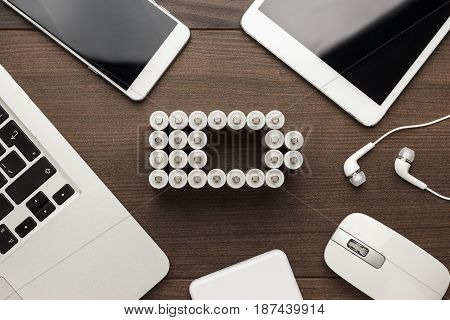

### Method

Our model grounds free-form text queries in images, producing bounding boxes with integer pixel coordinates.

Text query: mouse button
[0,276,22,300]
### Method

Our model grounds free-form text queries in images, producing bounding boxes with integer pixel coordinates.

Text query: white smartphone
[242,0,450,126]
[3,0,190,101]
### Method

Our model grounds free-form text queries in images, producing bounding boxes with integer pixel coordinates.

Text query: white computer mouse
[324,213,450,300]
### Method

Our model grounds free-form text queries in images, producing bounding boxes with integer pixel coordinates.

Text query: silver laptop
[0,65,169,299]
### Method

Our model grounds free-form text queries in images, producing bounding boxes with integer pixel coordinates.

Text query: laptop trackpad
[0,277,22,300]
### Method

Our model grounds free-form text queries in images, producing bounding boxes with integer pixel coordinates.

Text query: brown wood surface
[0,1,449,300]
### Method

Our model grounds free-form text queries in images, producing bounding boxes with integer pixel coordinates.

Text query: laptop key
[0,151,26,178]
[0,120,41,161]
[15,217,37,238]
[6,157,56,204]
[0,105,9,125]
[0,172,6,189]
[53,184,75,205]
[33,201,56,222]
[0,194,13,221]
[0,224,17,254]
[0,144,5,157]
[26,192,49,213]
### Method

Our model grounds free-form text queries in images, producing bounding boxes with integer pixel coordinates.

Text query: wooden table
[0,1,449,300]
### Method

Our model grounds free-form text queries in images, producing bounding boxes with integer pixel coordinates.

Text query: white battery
[149,131,168,150]
[149,111,169,131]
[284,131,304,150]
[264,150,284,169]
[169,130,188,149]
[169,150,188,169]
[169,170,188,189]
[188,131,208,150]
[188,150,208,169]
[284,151,304,170]
[245,169,265,188]
[149,170,169,189]
[265,169,285,189]
[189,111,208,130]
[264,130,284,149]
[207,169,227,188]
[227,110,246,131]
[208,110,227,130]
[227,169,246,189]
[169,110,189,130]
[266,110,285,130]
[246,111,265,131]
[188,169,207,189]
[149,150,169,170]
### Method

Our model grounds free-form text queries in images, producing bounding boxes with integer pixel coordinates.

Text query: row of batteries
[148,110,305,189]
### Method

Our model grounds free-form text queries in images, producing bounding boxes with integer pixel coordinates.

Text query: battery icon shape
[169,150,188,169]
[169,110,189,130]
[208,110,227,131]
[227,110,246,131]
[169,170,188,189]
[246,111,265,131]
[266,110,285,130]
[188,169,207,189]
[189,111,208,131]
[149,131,168,150]
[188,150,208,169]
[246,169,265,188]
[266,169,285,189]
[207,169,227,188]
[284,151,304,170]
[149,111,169,131]
[227,169,246,189]
[149,170,169,189]
[149,150,169,170]
[188,131,208,150]
[264,150,284,169]
[284,131,304,151]
[265,130,284,149]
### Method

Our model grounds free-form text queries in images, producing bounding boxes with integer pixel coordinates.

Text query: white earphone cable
[373,115,450,145]
[426,188,450,201]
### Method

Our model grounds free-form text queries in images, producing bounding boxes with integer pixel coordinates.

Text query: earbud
[343,143,375,187]
[394,147,427,190]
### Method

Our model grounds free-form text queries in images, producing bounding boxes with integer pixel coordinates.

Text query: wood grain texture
[0,1,449,300]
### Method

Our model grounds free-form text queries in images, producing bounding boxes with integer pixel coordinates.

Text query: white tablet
[189,250,303,300]
[241,0,450,126]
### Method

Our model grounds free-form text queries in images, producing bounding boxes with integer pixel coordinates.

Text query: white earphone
[344,115,449,201]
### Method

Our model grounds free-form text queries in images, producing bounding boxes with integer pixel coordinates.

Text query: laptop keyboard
[0,104,76,257]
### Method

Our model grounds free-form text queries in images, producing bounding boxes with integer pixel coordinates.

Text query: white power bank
[189,250,303,300]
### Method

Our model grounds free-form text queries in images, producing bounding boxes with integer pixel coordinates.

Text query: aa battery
[264,150,284,169]
[169,150,188,169]
[149,150,169,170]
[284,131,304,151]
[169,170,188,189]
[149,170,169,189]
[169,130,188,149]
[188,150,208,169]
[188,169,207,189]
[246,111,265,131]
[189,111,208,131]
[227,110,246,131]
[284,151,304,170]
[266,110,285,130]
[188,131,208,150]
[227,169,246,189]
[169,110,189,130]
[208,110,227,130]
[149,111,169,131]
[207,169,227,189]
[149,131,169,150]
[265,169,285,189]
[245,169,265,188]
[264,130,284,149]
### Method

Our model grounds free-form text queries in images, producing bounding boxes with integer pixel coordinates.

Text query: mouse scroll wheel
[347,239,369,257]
